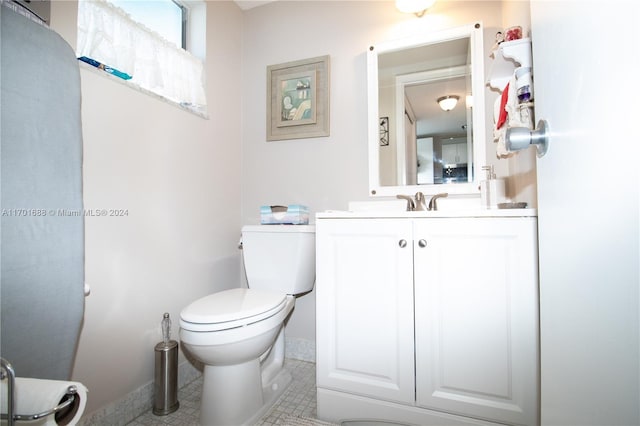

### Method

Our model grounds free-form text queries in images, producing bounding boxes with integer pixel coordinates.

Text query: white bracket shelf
[488,37,532,91]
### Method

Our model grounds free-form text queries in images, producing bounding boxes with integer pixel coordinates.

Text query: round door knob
[418,239,427,248]
[399,239,407,248]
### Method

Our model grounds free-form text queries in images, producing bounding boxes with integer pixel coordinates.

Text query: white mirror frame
[367,22,486,197]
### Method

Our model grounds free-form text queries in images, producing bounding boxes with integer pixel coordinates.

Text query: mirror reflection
[368,23,486,197]
[378,37,472,186]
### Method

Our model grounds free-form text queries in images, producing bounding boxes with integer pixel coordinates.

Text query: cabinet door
[441,144,458,164]
[414,218,539,425]
[316,218,415,404]
[442,142,468,164]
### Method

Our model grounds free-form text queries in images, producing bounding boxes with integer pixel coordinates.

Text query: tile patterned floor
[256,360,318,425]
[126,359,318,426]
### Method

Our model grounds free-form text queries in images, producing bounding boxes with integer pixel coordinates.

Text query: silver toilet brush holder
[153,313,179,416]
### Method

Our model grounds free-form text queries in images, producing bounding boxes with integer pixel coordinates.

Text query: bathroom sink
[320,199,536,219]
[346,197,477,215]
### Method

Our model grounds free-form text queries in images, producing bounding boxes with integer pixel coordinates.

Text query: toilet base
[199,360,292,426]
[200,360,262,426]
[197,327,292,426]
[247,365,293,425]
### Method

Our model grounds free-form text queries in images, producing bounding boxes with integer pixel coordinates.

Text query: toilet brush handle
[162,313,171,344]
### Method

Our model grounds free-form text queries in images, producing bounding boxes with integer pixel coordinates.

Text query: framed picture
[267,55,330,141]
[380,117,389,146]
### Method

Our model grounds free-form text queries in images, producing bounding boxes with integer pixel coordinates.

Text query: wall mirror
[367,22,486,197]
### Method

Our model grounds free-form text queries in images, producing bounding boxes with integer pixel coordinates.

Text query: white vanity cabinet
[315,218,415,404]
[316,213,539,426]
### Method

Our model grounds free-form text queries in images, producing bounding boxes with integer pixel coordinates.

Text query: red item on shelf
[505,26,523,41]
[496,82,510,129]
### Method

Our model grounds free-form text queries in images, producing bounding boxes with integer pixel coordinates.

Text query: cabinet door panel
[316,219,415,404]
[414,218,538,425]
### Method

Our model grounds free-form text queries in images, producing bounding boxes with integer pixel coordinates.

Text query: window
[107,0,186,49]
[76,0,206,115]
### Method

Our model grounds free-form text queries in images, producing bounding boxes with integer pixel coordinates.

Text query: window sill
[78,61,209,119]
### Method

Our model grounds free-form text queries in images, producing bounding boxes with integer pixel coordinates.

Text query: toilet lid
[180,288,287,325]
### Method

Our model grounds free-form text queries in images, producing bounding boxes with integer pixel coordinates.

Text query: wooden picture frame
[267,55,330,141]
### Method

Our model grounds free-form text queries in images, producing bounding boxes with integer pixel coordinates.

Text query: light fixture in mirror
[395,0,436,17]
[367,22,486,197]
[437,95,459,111]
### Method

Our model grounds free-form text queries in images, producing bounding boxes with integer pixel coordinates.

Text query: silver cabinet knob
[418,239,427,248]
[399,239,408,248]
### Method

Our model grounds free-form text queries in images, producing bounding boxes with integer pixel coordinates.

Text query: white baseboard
[77,360,202,426]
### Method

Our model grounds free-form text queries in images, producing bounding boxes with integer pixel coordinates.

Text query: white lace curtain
[77,0,206,110]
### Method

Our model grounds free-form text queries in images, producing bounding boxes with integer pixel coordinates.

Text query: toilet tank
[241,225,315,295]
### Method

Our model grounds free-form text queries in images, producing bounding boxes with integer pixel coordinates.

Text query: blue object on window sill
[77,56,132,80]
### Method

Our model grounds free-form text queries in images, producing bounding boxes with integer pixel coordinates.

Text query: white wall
[50,1,244,416]
[240,0,506,345]
[502,0,537,206]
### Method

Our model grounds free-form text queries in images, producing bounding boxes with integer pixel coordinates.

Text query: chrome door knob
[399,239,408,248]
[418,239,427,248]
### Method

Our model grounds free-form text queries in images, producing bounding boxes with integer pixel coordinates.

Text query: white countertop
[316,208,537,219]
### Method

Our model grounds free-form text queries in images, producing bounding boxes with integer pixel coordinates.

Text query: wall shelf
[488,37,532,90]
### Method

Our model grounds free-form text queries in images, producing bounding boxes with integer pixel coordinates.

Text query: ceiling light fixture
[437,95,460,112]
[395,0,436,17]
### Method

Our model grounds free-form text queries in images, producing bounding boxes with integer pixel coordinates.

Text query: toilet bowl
[179,225,315,426]
[180,289,294,364]
[180,289,295,425]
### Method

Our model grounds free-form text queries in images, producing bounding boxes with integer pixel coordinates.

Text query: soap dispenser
[480,166,505,209]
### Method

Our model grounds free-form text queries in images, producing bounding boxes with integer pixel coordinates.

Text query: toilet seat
[180,288,288,332]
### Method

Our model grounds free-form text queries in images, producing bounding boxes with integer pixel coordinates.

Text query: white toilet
[179,224,315,426]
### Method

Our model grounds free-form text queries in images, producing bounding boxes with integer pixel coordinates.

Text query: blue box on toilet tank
[260,204,309,225]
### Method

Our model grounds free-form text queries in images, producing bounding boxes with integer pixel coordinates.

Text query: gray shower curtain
[1,6,85,380]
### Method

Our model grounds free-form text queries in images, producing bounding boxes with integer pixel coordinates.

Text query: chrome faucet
[397,192,428,211]
[428,193,448,211]
[414,192,427,211]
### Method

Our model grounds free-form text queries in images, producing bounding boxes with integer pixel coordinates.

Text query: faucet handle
[396,195,415,211]
[427,192,449,211]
